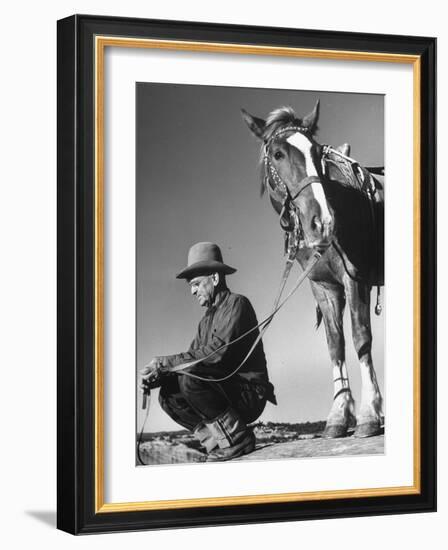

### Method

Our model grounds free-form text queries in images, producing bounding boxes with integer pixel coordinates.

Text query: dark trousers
[159,373,267,431]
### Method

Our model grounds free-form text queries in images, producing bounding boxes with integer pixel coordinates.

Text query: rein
[137,129,384,462]
[168,249,322,381]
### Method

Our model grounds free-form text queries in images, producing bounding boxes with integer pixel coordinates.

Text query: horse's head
[242,101,334,251]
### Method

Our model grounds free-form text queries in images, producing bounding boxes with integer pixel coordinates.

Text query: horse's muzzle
[313,239,333,253]
[293,178,334,251]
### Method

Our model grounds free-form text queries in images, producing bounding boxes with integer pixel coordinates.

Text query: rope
[136,392,151,465]
[167,250,322,382]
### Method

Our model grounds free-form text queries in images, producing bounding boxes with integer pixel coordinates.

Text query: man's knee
[236,382,268,424]
[158,380,200,430]
[178,373,208,396]
[158,385,172,415]
[158,379,182,416]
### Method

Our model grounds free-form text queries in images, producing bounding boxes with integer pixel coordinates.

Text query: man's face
[188,274,217,308]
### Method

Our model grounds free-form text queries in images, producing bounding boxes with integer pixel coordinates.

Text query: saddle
[323,143,384,204]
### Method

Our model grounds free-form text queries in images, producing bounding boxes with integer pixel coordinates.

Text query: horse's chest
[296,248,342,284]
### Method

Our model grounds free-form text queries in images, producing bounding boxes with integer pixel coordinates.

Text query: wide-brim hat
[176,242,237,280]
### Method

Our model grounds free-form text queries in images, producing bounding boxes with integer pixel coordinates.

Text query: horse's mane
[259,106,318,196]
[263,106,302,142]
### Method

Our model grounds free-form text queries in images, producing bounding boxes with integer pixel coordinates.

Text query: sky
[136,83,384,432]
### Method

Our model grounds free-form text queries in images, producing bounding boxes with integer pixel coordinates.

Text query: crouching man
[140,242,276,462]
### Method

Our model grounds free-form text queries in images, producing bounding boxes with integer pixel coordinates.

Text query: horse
[242,101,384,438]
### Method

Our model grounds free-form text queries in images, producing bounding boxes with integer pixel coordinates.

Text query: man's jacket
[162,289,276,404]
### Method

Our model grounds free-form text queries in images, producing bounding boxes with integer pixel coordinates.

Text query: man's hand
[139,357,165,392]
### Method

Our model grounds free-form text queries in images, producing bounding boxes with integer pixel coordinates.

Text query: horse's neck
[325,158,360,191]
[323,178,366,208]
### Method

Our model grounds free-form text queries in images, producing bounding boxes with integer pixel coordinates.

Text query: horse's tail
[315,305,323,330]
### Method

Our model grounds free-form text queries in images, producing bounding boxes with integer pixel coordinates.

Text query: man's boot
[193,423,218,453]
[205,408,255,462]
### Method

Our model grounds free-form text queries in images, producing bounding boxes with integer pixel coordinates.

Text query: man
[140,242,276,462]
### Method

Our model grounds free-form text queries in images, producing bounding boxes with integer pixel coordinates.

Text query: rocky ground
[137,421,384,465]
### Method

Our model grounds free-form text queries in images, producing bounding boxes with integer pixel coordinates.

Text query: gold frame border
[94,36,422,514]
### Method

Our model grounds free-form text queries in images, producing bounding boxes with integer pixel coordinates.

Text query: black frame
[57,14,436,534]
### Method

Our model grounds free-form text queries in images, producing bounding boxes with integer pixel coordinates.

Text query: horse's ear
[302,100,320,133]
[241,109,266,140]
[335,142,351,156]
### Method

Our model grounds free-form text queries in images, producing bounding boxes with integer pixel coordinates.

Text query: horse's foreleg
[344,277,383,438]
[310,281,355,438]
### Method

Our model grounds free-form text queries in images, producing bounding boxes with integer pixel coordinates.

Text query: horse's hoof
[322,424,348,439]
[354,421,382,438]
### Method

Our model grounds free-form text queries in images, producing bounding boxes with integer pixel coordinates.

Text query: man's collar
[207,288,229,312]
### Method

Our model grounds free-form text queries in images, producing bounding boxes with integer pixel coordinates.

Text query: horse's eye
[274,151,284,161]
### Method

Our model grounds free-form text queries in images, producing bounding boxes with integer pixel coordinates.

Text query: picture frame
[57,14,436,534]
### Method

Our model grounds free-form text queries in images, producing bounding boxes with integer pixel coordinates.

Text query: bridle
[263,125,324,249]
[263,125,322,204]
